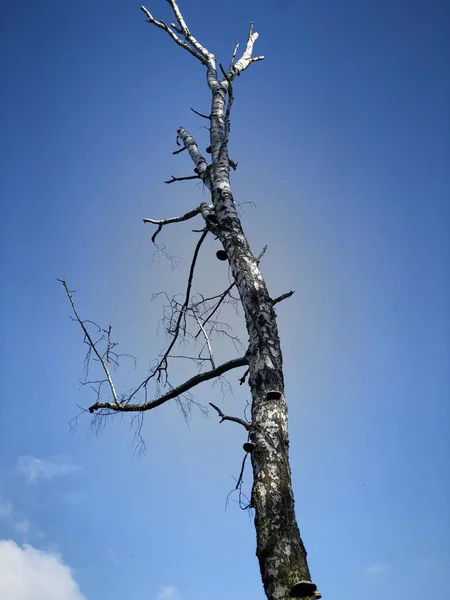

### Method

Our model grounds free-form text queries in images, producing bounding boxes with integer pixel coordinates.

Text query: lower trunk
[212,185,313,600]
[251,390,312,600]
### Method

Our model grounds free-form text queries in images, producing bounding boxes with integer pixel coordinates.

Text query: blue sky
[0,1,449,599]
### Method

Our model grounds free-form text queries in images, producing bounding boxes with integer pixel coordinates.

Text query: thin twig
[58,279,122,408]
[235,453,248,489]
[194,281,236,338]
[191,107,210,120]
[127,230,208,400]
[193,312,216,369]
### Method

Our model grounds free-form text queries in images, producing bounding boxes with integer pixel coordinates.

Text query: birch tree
[60,3,320,599]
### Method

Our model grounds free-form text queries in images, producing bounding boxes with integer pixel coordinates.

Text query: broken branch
[272,291,295,306]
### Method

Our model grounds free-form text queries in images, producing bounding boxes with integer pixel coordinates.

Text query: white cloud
[0,540,86,600]
[364,563,389,574]
[0,499,31,536]
[16,456,81,484]
[156,585,181,600]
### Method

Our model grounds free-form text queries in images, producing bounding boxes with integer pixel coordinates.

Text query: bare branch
[127,230,208,398]
[58,279,122,408]
[193,312,216,369]
[89,356,248,413]
[143,205,206,243]
[176,127,210,184]
[239,368,249,385]
[228,21,264,79]
[235,453,248,489]
[164,0,214,61]
[190,107,210,120]
[172,146,187,155]
[164,174,201,184]
[141,6,208,65]
[194,281,236,338]
[272,291,295,306]
[229,40,239,70]
[256,245,267,263]
[209,402,251,430]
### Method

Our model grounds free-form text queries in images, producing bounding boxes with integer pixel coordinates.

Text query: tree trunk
[206,81,313,594]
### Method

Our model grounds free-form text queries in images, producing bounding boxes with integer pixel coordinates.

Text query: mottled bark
[209,163,314,600]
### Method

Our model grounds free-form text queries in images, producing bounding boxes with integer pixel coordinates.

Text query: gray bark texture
[62,3,319,599]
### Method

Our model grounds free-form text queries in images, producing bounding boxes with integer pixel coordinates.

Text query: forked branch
[209,402,251,430]
[143,204,211,242]
[141,4,212,66]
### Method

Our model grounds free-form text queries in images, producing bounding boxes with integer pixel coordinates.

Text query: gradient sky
[1,1,449,599]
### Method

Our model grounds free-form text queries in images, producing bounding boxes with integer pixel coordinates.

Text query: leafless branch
[141,5,209,65]
[193,312,215,369]
[172,146,187,155]
[229,40,239,70]
[143,205,204,243]
[235,452,248,489]
[164,174,201,184]
[194,281,236,339]
[58,279,122,408]
[239,368,249,385]
[176,127,210,185]
[127,231,208,397]
[89,356,248,414]
[272,291,295,306]
[227,21,264,80]
[209,402,251,430]
[190,107,210,120]
[226,452,253,512]
[256,245,268,263]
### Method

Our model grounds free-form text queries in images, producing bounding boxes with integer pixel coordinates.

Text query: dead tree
[60,3,320,599]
